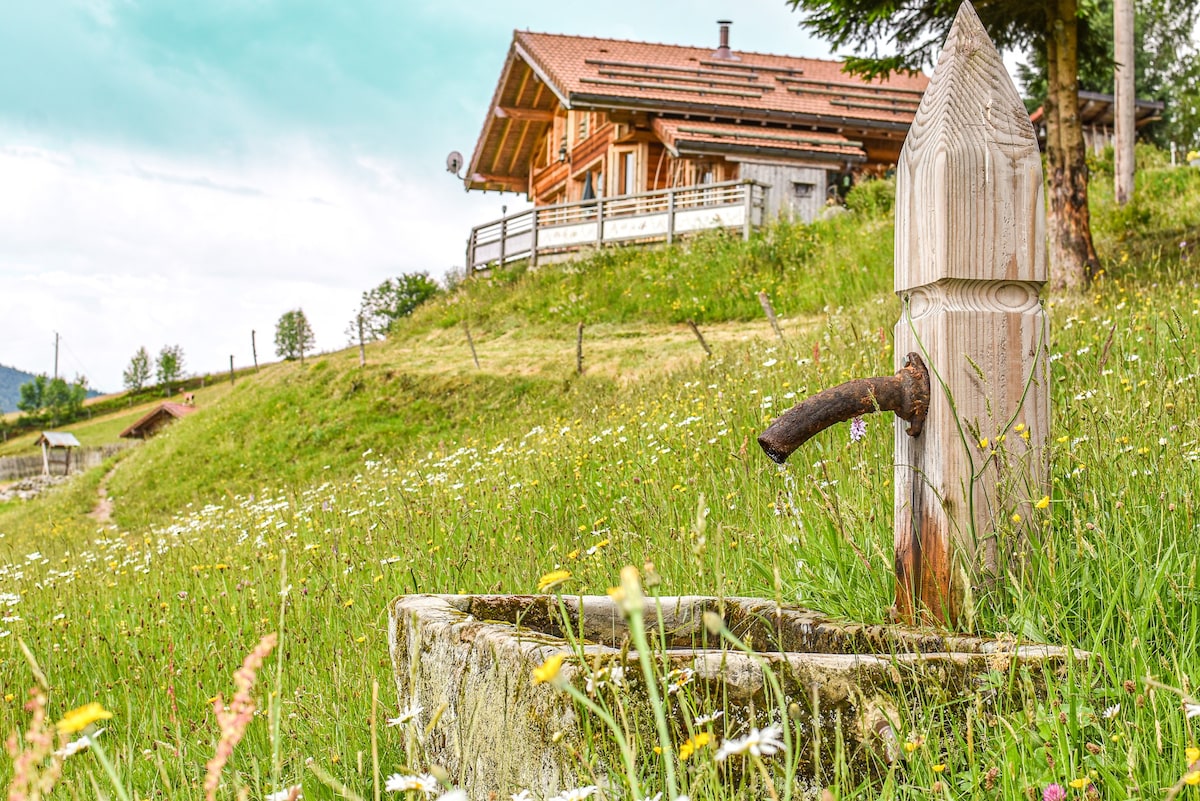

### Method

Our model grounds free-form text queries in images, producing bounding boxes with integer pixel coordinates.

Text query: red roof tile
[514,31,928,127]
[653,119,866,162]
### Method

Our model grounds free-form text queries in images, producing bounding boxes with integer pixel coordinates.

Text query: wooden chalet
[119,402,196,440]
[461,22,929,271]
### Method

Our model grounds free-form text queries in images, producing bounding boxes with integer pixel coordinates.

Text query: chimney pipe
[713,20,736,60]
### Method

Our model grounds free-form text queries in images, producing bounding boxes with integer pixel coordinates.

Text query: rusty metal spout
[758,352,930,463]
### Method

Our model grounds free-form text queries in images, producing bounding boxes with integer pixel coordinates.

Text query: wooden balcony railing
[466,179,767,274]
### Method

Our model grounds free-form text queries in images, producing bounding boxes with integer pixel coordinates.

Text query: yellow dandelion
[1187,746,1200,764]
[1187,772,1200,787]
[532,653,566,685]
[1069,778,1088,790]
[679,732,713,761]
[932,763,946,773]
[537,570,571,593]
[1036,496,1051,510]
[58,702,113,734]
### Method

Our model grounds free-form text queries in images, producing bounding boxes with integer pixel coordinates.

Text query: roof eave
[568,92,914,132]
[674,140,867,164]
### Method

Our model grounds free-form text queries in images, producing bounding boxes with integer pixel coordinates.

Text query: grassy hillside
[0,162,1198,801]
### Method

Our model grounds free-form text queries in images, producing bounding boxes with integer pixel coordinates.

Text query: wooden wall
[739,161,829,222]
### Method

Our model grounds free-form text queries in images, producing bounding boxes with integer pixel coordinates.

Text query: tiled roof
[653,119,866,162]
[514,31,928,127]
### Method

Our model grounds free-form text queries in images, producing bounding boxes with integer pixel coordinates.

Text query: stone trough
[389,593,1085,799]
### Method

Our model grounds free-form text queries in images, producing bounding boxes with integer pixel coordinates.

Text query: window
[793,182,815,199]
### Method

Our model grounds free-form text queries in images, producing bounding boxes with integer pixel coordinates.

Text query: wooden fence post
[892,2,1049,626]
[666,189,676,245]
[742,180,753,241]
[496,208,506,267]
[687,320,712,357]
[229,355,235,385]
[757,291,786,346]
[464,323,481,369]
[358,315,366,368]
[576,322,585,375]
[530,208,540,268]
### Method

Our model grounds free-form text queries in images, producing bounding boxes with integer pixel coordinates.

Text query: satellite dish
[446,151,464,176]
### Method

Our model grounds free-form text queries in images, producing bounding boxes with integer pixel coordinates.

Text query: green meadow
[1,152,1200,801]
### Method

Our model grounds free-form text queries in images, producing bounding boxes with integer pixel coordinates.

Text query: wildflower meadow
[0,159,1198,800]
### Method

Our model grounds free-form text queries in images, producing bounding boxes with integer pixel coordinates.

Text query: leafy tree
[17,374,47,416]
[156,345,185,394]
[786,0,1102,289]
[275,309,315,361]
[123,347,152,392]
[348,273,442,343]
[1016,0,1200,151]
[17,373,88,426]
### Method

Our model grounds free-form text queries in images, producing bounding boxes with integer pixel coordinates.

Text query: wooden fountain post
[892,2,1049,626]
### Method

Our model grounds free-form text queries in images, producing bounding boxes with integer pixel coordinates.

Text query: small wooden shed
[35,431,81,476]
[119,402,197,440]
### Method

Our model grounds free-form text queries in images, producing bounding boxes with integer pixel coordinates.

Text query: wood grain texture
[892,2,1049,626]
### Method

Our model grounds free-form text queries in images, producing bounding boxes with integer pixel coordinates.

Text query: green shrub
[844,176,896,217]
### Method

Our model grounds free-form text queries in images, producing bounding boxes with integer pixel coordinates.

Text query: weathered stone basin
[389,594,1085,799]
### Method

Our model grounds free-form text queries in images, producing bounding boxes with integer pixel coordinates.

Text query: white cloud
[0,135,519,390]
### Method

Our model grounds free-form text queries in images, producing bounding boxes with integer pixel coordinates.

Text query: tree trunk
[1044,0,1102,290]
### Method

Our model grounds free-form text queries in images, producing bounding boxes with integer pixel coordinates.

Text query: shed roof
[119,402,197,439]
[36,431,81,448]
[1029,91,1164,128]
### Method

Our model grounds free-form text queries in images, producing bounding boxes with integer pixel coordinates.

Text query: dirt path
[88,464,119,524]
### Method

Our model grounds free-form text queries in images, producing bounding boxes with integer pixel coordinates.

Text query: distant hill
[0,364,103,414]
[0,363,37,414]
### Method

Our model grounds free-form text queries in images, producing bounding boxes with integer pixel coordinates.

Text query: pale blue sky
[0,1,861,390]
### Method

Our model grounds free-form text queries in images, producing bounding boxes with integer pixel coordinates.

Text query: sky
[0,1,879,391]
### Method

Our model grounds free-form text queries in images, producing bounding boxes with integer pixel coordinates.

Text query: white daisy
[549,786,597,801]
[715,724,786,761]
[385,773,439,795]
[387,703,424,727]
[56,728,105,759]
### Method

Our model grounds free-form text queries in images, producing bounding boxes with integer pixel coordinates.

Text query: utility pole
[53,332,60,379]
[1114,0,1135,205]
[251,330,259,372]
[230,355,235,385]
